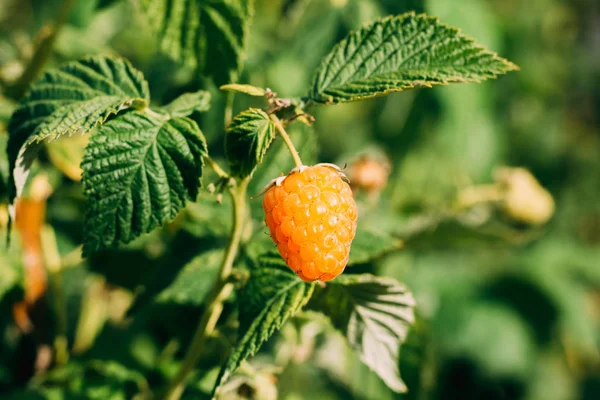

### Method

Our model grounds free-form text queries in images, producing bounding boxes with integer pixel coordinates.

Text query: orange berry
[263,164,358,282]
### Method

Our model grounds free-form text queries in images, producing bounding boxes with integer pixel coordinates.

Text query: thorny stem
[7,0,76,99]
[161,178,249,400]
[270,114,303,168]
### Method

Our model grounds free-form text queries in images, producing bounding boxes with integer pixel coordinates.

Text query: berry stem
[161,177,249,400]
[271,114,303,168]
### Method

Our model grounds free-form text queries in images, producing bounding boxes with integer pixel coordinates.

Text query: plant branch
[204,156,229,179]
[7,0,76,99]
[270,114,303,168]
[161,177,249,400]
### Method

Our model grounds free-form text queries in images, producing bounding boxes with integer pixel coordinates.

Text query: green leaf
[212,256,314,398]
[308,12,518,104]
[309,274,416,392]
[220,83,266,97]
[156,249,222,305]
[225,108,275,179]
[181,192,232,238]
[81,112,207,255]
[7,56,149,202]
[162,90,211,117]
[140,0,252,85]
[349,226,404,265]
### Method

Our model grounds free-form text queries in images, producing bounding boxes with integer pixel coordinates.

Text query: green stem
[270,114,303,168]
[204,156,229,179]
[456,184,504,209]
[7,0,76,99]
[161,178,249,400]
[224,91,234,128]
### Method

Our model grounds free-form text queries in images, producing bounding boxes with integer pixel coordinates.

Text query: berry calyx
[262,164,358,282]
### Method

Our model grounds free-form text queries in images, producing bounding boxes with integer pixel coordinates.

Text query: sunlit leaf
[220,83,266,97]
[7,56,149,203]
[225,108,275,179]
[309,12,518,104]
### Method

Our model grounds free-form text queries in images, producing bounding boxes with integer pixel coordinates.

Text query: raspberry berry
[262,164,358,282]
[348,156,390,193]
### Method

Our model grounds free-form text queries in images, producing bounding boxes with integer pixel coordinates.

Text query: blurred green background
[0,0,599,399]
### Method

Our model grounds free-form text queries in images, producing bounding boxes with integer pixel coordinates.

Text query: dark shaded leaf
[140,0,252,85]
[212,256,314,398]
[81,112,207,254]
[349,226,403,265]
[309,274,415,392]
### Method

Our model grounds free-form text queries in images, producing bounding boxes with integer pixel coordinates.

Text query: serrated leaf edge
[211,278,314,398]
[309,11,519,104]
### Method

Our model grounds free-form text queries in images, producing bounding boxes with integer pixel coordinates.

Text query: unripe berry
[348,156,390,192]
[494,167,554,225]
[263,164,358,281]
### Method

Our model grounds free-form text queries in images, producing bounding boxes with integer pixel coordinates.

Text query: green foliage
[23,360,150,399]
[7,56,149,201]
[212,256,314,397]
[309,274,415,392]
[81,112,207,255]
[4,1,595,400]
[162,90,211,118]
[155,249,222,306]
[139,0,252,85]
[225,108,275,178]
[308,12,517,104]
[220,83,266,97]
[349,226,403,265]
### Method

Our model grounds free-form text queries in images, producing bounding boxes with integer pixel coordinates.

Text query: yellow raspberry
[263,164,358,282]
